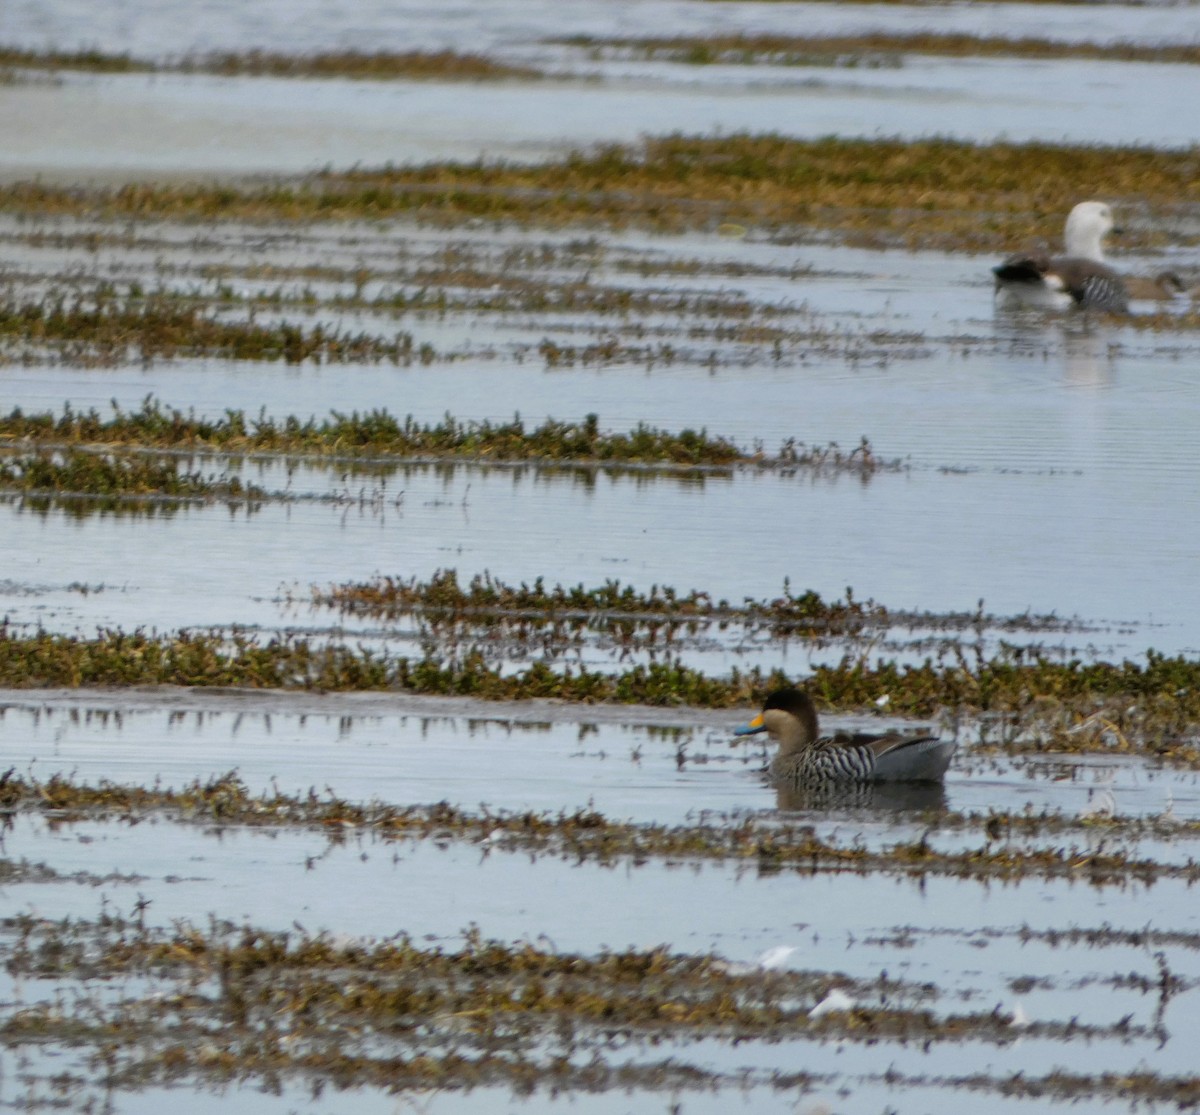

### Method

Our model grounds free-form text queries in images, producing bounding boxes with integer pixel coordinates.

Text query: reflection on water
[774,778,949,814]
[993,310,1120,388]
[1061,327,1119,388]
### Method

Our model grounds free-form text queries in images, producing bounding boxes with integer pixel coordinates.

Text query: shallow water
[5,54,1198,183]
[6,804,1200,1104]
[2,454,1196,659]
[4,0,1200,181]
[2,225,1199,656]
[2,2,1199,1110]
[10,0,1200,58]
[2,690,1195,827]
[9,805,1200,1005]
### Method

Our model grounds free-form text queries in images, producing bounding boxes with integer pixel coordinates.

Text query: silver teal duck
[733,688,955,786]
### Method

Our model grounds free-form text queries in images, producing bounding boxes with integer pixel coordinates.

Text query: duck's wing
[826,729,934,755]
[826,730,881,746]
[867,733,956,782]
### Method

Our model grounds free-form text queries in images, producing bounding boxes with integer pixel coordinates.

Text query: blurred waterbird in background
[993,200,1128,312]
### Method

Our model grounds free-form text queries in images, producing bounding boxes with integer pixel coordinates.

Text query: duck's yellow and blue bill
[733,713,766,737]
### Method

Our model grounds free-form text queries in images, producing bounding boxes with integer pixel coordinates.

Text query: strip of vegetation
[0,450,263,500]
[918,805,1196,842]
[331,273,775,319]
[353,277,775,320]
[1,492,265,521]
[4,912,812,1033]
[61,268,782,323]
[560,31,1200,67]
[1,135,1196,250]
[0,46,540,81]
[309,568,1080,636]
[0,290,946,367]
[184,48,540,81]
[0,292,429,365]
[0,628,771,700]
[0,46,150,74]
[0,858,62,885]
[868,922,1200,953]
[8,33,1191,84]
[3,913,1157,1098]
[1,772,1194,884]
[0,397,893,472]
[915,1069,1200,1109]
[0,914,1140,1049]
[1126,307,1200,332]
[0,629,1198,758]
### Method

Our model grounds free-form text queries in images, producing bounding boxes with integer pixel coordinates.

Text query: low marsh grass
[2,135,1195,249]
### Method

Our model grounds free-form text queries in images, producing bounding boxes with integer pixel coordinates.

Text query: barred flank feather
[772,742,876,786]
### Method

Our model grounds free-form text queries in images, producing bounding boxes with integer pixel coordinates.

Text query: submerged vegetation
[0,292,429,365]
[0,282,952,367]
[1,134,1197,249]
[0,770,1195,882]
[0,908,1177,1100]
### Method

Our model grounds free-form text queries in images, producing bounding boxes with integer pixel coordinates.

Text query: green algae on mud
[1,135,1197,249]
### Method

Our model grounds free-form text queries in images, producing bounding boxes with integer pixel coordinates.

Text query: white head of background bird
[1063,201,1119,262]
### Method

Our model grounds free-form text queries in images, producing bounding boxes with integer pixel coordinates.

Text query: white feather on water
[809,988,856,1018]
